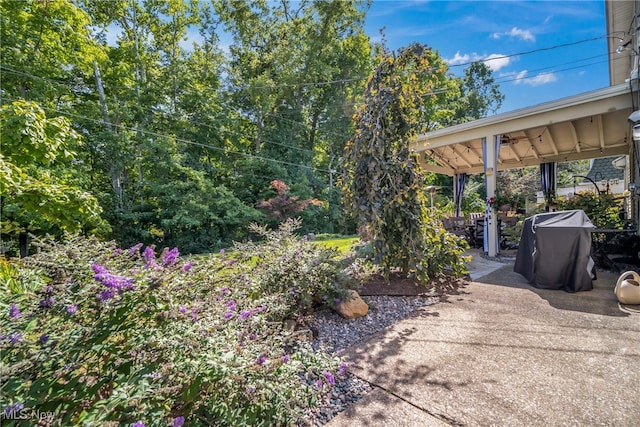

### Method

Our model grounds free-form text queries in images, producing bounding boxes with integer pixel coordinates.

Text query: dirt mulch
[356,272,469,297]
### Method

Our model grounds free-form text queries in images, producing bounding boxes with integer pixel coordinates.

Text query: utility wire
[0,65,338,150]
[10,31,609,93]
[0,95,328,174]
[231,33,616,89]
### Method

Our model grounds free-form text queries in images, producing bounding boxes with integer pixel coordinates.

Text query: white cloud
[482,54,511,71]
[446,51,471,65]
[512,70,558,86]
[507,27,535,42]
[491,26,535,42]
[445,51,511,71]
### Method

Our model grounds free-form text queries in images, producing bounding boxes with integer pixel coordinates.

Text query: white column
[486,135,499,256]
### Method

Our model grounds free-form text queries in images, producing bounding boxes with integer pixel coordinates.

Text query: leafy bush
[1,232,351,426]
[347,220,469,283]
[422,220,470,279]
[233,219,354,320]
[559,192,623,229]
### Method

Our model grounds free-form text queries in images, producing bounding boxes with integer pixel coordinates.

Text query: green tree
[0,101,108,256]
[453,62,504,123]
[216,0,372,232]
[343,43,467,282]
[0,0,107,101]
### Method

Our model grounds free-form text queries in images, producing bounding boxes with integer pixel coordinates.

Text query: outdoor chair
[443,216,467,239]
[473,217,485,248]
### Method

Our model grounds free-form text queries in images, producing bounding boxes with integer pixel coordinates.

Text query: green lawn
[313,235,359,255]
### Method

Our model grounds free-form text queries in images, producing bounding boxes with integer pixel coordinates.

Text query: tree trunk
[19,232,28,258]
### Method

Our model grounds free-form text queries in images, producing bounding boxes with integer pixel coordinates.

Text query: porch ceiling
[413,83,635,176]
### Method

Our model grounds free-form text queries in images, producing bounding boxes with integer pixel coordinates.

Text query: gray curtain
[454,173,467,217]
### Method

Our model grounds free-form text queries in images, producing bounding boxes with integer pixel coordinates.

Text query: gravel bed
[299,295,439,426]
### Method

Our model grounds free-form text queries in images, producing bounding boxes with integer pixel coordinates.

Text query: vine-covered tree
[343,43,468,282]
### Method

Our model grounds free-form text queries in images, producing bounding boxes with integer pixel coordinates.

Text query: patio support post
[484,136,499,257]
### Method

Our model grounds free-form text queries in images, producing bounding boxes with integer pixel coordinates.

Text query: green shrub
[422,219,470,279]
[559,192,623,229]
[233,219,354,320]
[0,233,348,426]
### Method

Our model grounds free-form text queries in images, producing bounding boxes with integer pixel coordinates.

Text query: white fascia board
[414,83,634,151]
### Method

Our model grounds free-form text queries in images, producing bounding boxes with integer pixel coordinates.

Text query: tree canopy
[0,0,506,256]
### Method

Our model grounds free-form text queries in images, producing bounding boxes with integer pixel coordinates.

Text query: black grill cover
[514,210,596,292]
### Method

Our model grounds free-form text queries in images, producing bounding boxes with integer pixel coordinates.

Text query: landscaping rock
[334,290,368,319]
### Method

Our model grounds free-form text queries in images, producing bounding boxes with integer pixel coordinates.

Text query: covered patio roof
[413,82,635,176]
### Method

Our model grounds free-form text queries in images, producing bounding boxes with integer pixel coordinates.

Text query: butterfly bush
[233,218,354,319]
[0,229,353,426]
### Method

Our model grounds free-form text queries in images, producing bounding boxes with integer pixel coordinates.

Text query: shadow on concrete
[475,264,631,317]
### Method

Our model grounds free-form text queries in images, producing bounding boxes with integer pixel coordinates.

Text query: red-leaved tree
[258,180,323,221]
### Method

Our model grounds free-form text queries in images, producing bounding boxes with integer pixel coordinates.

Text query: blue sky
[363,0,610,113]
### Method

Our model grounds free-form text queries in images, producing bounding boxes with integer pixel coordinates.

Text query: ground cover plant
[0,221,354,426]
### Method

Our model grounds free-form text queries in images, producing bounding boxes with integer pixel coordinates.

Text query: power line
[1,32,616,96]
[0,65,338,151]
[0,95,328,174]
[2,37,616,106]
[231,33,615,90]
[447,34,609,70]
[494,58,609,86]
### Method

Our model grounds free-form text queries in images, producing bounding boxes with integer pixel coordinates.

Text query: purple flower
[239,310,251,321]
[9,303,21,318]
[219,249,225,256]
[143,246,156,268]
[45,285,54,293]
[92,264,135,299]
[223,311,235,320]
[98,289,115,302]
[179,306,187,313]
[181,262,193,272]
[114,248,123,255]
[316,379,323,388]
[162,247,179,266]
[66,304,77,314]
[91,263,108,275]
[282,354,290,363]
[39,296,55,308]
[256,354,267,365]
[8,332,22,344]
[171,417,185,427]
[39,334,49,344]
[132,422,145,427]
[127,243,143,255]
[339,362,348,376]
[323,371,336,385]
[225,300,237,311]
[4,402,24,415]
[246,386,255,394]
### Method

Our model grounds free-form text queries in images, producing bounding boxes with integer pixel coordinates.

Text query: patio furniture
[514,210,596,292]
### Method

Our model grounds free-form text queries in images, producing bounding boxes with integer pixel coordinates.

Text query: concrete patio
[328,252,640,426]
